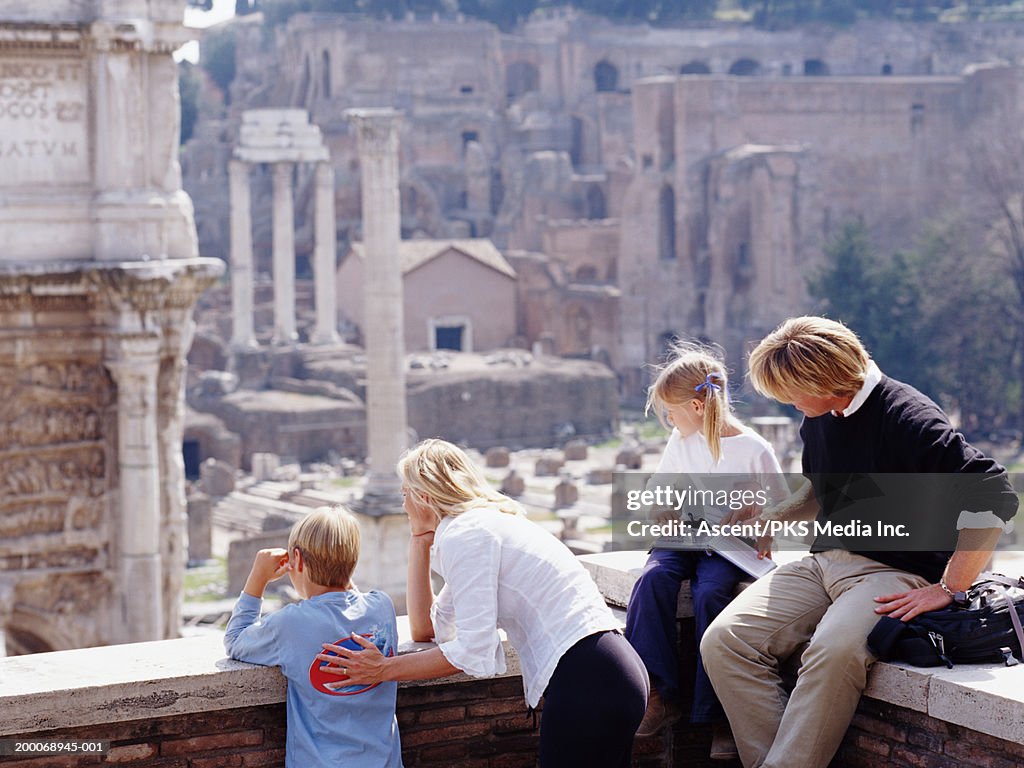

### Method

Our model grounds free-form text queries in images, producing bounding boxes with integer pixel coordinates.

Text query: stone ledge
[581,550,1024,747]
[0,617,520,738]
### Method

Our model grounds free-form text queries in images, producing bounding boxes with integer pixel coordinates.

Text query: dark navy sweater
[800,375,1017,582]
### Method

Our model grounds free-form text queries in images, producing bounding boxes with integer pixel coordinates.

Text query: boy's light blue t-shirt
[224,589,403,768]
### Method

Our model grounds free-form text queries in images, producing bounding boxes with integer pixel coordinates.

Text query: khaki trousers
[700,550,929,768]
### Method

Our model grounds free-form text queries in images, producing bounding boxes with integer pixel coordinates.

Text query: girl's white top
[654,427,789,504]
[429,506,620,708]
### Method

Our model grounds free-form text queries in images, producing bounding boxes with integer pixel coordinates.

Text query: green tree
[201,27,237,102]
[178,62,201,145]
[908,219,1016,431]
[809,220,928,395]
[810,218,1018,431]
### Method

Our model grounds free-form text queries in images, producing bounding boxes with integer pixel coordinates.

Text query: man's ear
[292,547,304,572]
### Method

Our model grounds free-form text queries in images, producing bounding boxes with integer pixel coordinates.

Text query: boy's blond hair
[748,316,870,401]
[287,506,360,589]
[398,438,523,523]
[646,341,731,463]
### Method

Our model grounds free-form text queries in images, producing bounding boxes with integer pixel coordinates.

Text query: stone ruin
[182,10,1024,397]
[0,1,221,653]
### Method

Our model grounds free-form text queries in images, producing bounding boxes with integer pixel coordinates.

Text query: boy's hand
[243,548,291,599]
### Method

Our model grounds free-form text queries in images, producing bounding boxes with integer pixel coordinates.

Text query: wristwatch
[939,579,969,606]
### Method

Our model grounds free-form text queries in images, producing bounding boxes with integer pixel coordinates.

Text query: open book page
[702,535,777,579]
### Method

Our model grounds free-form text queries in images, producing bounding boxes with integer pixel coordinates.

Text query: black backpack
[867,573,1024,668]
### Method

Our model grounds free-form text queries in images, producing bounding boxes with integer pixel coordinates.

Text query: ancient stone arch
[586,185,607,220]
[506,60,540,101]
[296,54,312,106]
[400,175,443,236]
[804,58,829,76]
[659,184,677,261]
[680,60,712,74]
[728,58,761,76]
[570,113,600,169]
[594,59,619,92]
[566,304,593,352]
[322,50,332,98]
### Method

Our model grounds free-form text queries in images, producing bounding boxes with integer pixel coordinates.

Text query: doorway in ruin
[183,439,201,480]
[430,315,472,352]
[506,61,540,102]
[594,60,619,92]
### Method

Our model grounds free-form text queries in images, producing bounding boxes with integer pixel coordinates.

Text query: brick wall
[3,618,1023,768]
[837,698,1024,768]
[0,678,545,768]
[0,705,287,768]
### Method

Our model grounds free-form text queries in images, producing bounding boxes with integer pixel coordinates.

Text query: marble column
[105,336,164,644]
[229,160,256,348]
[312,162,340,345]
[271,162,297,344]
[348,109,407,501]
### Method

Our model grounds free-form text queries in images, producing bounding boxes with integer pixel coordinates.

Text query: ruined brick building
[182,10,1024,393]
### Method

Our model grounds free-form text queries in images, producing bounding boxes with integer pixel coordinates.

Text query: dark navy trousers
[624,548,745,723]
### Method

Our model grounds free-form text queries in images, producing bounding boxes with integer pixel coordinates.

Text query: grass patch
[330,476,358,488]
[184,557,228,602]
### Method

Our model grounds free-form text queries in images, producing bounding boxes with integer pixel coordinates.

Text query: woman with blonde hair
[319,438,649,767]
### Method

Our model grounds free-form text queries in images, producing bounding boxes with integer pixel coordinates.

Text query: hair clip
[695,372,723,395]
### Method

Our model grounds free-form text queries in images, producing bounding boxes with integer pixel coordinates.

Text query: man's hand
[873,584,952,622]
[243,548,291,599]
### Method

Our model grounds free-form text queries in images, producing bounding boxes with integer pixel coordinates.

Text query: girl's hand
[754,532,773,560]
[316,634,389,689]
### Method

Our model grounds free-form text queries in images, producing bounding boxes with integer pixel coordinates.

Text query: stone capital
[346,109,403,158]
[104,335,162,402]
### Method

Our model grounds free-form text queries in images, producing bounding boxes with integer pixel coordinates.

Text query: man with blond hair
[701,316,1017,768]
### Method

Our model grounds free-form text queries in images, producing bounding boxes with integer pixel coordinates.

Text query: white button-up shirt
[429,506,619,707]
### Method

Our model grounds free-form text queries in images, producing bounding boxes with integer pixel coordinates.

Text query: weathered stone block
[563,439,588,461]
[199,459,236,498]
[187,493,213,564]
[500,470,525,497]
[485,446,511,467]
[534,451,565,476]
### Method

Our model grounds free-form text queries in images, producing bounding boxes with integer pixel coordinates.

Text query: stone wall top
[580,551,1024,746]
[0,617,520,737]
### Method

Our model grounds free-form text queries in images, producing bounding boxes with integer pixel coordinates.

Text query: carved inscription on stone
[0,57,88,184]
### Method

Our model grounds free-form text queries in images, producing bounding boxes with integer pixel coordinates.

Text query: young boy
[224,506,403,767]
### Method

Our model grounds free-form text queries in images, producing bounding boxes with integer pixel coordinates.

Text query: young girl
[625,343,786,760]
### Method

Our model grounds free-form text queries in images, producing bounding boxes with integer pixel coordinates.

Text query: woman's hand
[316,634,390,689]
[403,485,439,536]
